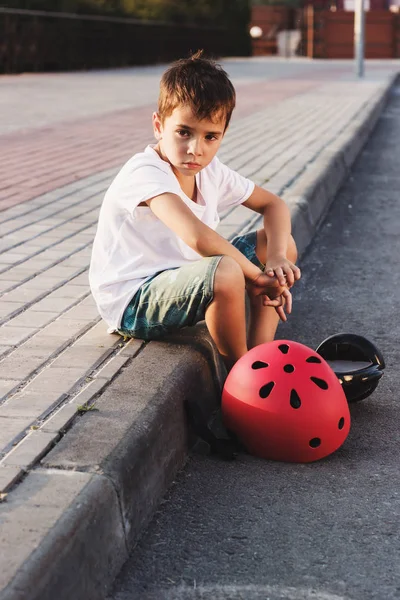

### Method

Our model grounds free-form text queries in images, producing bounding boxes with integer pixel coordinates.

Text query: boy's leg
[118,257,248,371]
[247,229,298,348]
[204,256,248,371]
[118,233,297,368]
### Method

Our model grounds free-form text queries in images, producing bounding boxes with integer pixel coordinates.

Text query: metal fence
[0,7,250,73]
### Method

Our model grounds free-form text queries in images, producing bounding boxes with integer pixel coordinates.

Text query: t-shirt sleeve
[212,156,255,212]
[116,162,182,216]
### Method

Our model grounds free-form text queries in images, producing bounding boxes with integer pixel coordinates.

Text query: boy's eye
[177,129,190,137]
[206,134,218,141]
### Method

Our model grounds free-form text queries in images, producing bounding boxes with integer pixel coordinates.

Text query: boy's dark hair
[158,50,236,131]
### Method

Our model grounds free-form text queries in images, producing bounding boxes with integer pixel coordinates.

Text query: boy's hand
[264,256,301,288]
[246,272,280,298]
[246,273,292,322]
[263,287,292,322]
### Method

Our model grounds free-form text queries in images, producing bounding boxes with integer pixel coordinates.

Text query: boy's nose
[188,138,203,156]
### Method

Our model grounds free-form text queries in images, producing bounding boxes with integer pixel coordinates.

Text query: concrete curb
[0,74,397,600]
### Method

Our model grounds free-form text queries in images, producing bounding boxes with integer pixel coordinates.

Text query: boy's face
[153,105,226,181]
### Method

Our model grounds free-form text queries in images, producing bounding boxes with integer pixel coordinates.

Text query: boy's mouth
[184,162,201,169]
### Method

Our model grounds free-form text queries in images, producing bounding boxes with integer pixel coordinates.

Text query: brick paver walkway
[0,77,336,211]
[0,58,399,494]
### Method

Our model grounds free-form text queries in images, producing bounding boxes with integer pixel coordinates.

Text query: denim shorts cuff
[204,254,223,306]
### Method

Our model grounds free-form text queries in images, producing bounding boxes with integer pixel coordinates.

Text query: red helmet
[222,340,351,463]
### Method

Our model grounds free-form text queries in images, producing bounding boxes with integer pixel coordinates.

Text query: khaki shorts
[118,231,264,341]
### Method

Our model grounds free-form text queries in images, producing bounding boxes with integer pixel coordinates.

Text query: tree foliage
[252,0,300,6]
[4,0,251,25]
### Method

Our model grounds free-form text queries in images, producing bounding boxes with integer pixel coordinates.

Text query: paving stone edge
[284,77,398,256]
[0,74,397,600]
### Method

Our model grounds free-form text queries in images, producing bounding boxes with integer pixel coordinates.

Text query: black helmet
[316,333,385,403]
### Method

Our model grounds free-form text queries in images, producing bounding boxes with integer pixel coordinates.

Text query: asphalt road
[109,84,400,600]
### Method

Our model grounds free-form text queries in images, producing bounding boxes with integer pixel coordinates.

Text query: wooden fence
[302,7,400,58]
[0,7,250,74]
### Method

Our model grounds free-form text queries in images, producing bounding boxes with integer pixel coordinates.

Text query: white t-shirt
[89,145,255,330]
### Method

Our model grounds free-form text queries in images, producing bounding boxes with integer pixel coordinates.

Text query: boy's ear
[152,112,163,140]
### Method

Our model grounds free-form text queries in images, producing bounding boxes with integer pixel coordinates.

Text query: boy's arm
[146,192,275,288]
[243,185,300,286]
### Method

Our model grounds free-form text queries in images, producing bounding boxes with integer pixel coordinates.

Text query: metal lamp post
[354,0,366,78]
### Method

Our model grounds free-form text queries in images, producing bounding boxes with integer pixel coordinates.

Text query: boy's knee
[256,230,298,264]
[214,256,244,296]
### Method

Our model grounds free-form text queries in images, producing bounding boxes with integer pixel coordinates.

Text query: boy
[89,51,301,371]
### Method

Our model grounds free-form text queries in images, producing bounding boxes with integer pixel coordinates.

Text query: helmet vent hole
[306,356,322,363]
[338,417,345,430]
[290,389,301,409]
[259,381,274,399]
[284,364,294,373]
[278,344,289,354]
[252,361,269,370]
[309,438,321,448]
[310,376,328,390]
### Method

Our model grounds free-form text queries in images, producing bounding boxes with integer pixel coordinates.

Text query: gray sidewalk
[0,58,399,600]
